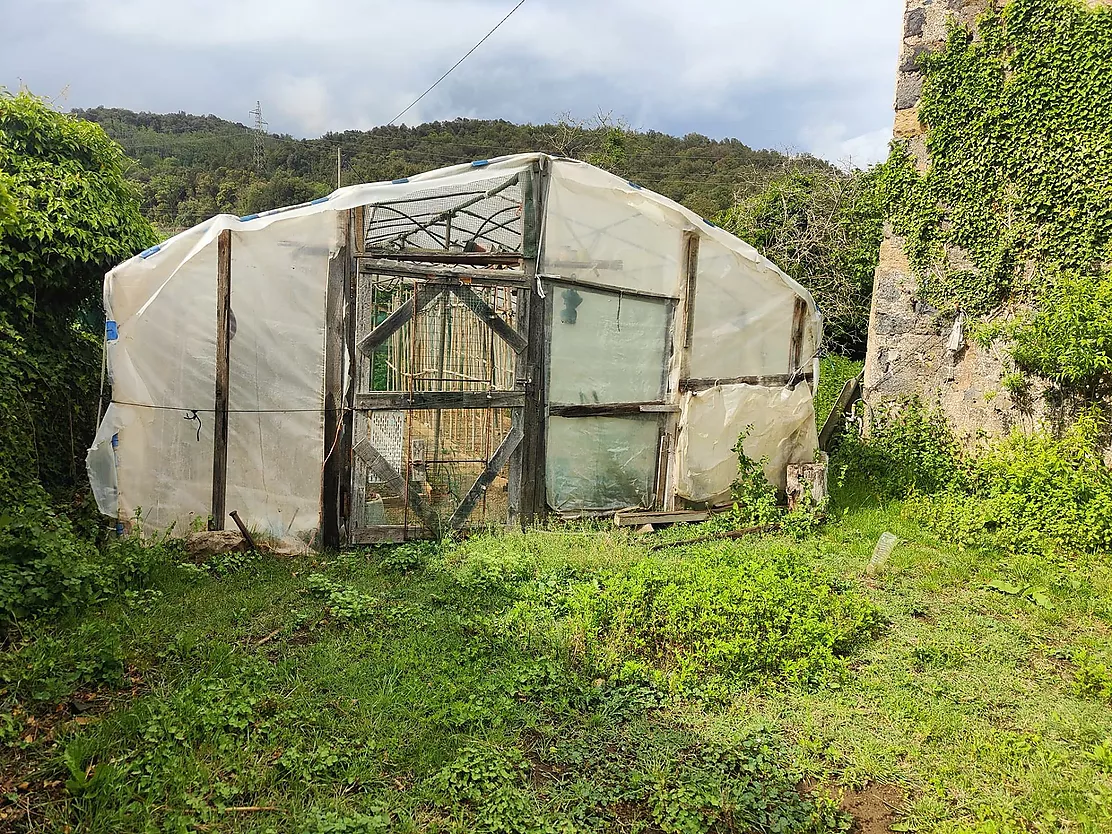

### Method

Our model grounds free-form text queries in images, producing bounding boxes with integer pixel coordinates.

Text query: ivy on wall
[878,0,1112,390]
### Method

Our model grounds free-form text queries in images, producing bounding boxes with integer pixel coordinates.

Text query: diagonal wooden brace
[356,286,443,356]
[353,437,442,535]
[450,285,529,354]
[448,424,524,530]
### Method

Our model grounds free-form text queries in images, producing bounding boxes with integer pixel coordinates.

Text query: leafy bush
[570,549,885,694]
[306,574,379,623]
[833,397,965,500]
[647,732,849,834]
[1073,651,1112,703]
[0,507,171,624]
[436,743,537,833]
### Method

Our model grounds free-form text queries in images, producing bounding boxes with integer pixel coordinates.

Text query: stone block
[893,107,925,139]
[895,72,925,110]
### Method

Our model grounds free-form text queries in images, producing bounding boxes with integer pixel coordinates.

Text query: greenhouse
[87,153,822,546]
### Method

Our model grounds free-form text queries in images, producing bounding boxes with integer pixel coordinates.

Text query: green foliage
[1073,651,1112,702]
[0,510,170,623]
[306,573,380,623]
[1006,271,1112,390]
[918,410,1112,555]
[0,91,156,326]
[75,107,803,233]
[833,397,965,500]
[647,734,849,834]
[814,356,864,428]
[0,92,157,624]
[878,0,1112,387]
[0,620,125,703]
[721,165,883,357]
[728,428,782,528]
[570,549,885,694]
[436,743,537,833]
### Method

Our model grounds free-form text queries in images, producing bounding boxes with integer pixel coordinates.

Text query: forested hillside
[74,108,804,234]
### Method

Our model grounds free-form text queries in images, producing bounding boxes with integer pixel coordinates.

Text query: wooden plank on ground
[614,509,710,527]
[818,374,862,452]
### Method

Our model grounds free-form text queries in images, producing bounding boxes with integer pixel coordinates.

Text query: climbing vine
[878,0,1112,389]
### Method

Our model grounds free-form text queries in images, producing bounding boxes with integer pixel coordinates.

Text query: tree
[719,162,883,358]
[0,90,157,498]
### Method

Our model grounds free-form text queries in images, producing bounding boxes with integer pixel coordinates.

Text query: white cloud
[8,0,905,158]
[266,74,332,135]
[800,122,894,168]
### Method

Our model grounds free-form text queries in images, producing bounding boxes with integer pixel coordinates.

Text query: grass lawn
[1,485,1110,834]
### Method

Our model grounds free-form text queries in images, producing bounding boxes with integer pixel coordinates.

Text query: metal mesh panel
[363,173,526,253]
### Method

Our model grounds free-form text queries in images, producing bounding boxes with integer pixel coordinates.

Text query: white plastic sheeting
[676,384,820,503]
[89,152,822,534]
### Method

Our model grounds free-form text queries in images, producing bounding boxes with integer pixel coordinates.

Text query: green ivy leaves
[879,0,1112,388]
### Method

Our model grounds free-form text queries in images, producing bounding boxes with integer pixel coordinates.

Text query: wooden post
[661,231,700,511]
[210,229,232,531]
[321,213,349,549]
[340,209,358,544]
[516,159,550,527]
[789,296,808,379]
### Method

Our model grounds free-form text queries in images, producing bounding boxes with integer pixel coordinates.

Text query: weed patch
[570,548,885,694]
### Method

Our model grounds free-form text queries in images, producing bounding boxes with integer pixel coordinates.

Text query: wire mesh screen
[363,172,528,254]
[357,276,518,394]
[353,408,515,533]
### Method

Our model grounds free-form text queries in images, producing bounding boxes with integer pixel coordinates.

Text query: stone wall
[862,0,1041,438]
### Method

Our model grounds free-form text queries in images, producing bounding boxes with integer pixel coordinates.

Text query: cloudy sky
[3,0,904,166]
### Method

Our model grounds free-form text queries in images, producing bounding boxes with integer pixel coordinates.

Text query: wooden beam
[341,211,358,543]
[789,296,808,374]
[322,212,348,550]
[358,258,529,288]
[353,438,441,535]
[450,285,529,354]
[355,391,525,411]
[680,373,813,393]
[543,273,677,302]
[614,509,711,527]
[448,425,524,529]
[210,228,232,531]
[549,402,678,418]
[365,250,522,267]
[356,286,442,356]
[353,205,366,255]
[818,374,862,452]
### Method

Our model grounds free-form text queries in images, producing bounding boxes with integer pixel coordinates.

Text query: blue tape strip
[105,320,118,341]
[703,218,717,228]
[471,159,490,167]
[115,522,124,536]
[310,196,329,205]
[392,177,410,185]
[239,213,259,222]
[627,181,642,190]
[111,433,119,449]
[139,245,161,259]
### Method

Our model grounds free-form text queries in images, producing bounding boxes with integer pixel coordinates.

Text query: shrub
[569,549,885,694]
[910,410,1112,556]
[833,397,965,500]
[0,506,171,624]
